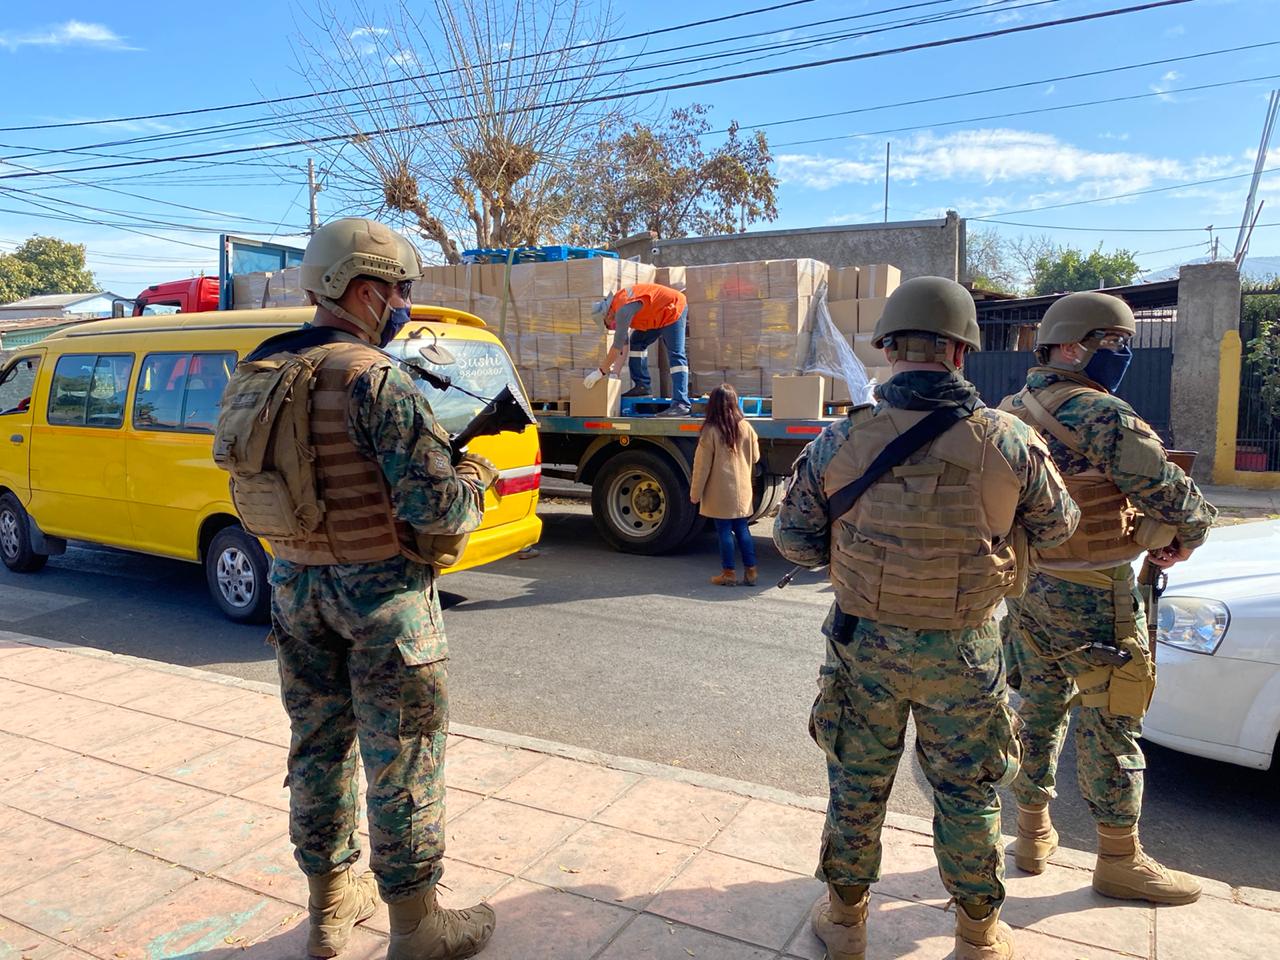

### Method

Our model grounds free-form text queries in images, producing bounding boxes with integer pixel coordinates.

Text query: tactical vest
[608,283,686,331]
[822,407,1024,631]
[1000,376,1161,570]
[215,340,467,568]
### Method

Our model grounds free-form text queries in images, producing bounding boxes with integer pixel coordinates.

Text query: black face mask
[1083,344,1133,392]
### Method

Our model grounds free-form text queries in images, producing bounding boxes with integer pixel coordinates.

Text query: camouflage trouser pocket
[992,702,1024,789]
[809,672,846,759]
[398,656,448,742]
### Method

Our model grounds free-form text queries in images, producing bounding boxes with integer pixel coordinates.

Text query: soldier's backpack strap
[1018,388,1091,456]
[827,401,978,521]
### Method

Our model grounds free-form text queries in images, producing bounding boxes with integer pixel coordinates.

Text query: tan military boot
[1093,825,1202,905]
[954,903,1016,960]
[743,566,759,586]
[710,568,737,586]
[386,885,495,960]
[810,883,869,960]
[306,868,378,958]
[1011,802,1058,875]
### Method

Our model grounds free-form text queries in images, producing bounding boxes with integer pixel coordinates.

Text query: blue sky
[0,0,1276,294]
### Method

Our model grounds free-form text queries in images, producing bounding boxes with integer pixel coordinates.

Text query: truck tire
[749,475,784,524]
[0,493,48,573]
[205,526,271,624]
[591,449,697,555]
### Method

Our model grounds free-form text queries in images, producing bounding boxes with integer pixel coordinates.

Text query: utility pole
[307,158,320,234]
[883,142,890,223]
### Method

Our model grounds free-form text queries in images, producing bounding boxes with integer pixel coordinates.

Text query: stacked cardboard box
[412,258,656,403]
[821,264,901,396]
[685,258,827,398]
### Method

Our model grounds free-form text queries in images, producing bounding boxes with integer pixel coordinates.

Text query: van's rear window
[384,338,526,436]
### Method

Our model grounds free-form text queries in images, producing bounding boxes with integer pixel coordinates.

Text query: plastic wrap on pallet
[800,286,874,405]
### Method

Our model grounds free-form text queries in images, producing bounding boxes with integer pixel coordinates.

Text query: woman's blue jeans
[714,517,757,569]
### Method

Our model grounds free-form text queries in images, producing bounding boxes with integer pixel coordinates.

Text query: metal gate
[1237,289,1280,471]
[970,283,1177,442]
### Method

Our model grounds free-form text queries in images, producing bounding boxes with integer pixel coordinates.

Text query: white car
[1141,518,1280,770]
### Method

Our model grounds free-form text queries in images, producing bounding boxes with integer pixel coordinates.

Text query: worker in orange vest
[585,282,690,416]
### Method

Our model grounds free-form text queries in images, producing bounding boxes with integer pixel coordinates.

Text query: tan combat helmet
[872,276,980,370]
[1035,291,1136,348]
[300,217,422,338]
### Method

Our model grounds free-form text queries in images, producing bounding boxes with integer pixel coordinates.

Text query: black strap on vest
[827,403,977,521]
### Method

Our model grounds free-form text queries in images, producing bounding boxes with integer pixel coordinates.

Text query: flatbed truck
[534,411,834,554]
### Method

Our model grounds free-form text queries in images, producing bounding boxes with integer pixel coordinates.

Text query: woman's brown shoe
[710,569,737,586]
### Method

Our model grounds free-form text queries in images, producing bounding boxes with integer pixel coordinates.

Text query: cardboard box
[232,272,271,309]
[826,299,859,339]
[853,334,885,369]
[683,263,737,303]
[570,375,621,416]
[828,266,860,301]
[655,265,686,291]
[731,261,770,299]
[767,258,828,299]
[858,297,887,334]
[772,374,826,418]
[858,264,901,299]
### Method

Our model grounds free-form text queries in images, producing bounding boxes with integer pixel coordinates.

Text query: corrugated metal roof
[0,291,122,310]
[0,316,89,332]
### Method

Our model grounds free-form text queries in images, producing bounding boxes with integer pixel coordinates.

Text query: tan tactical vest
[822,407,1024,631]
[218,340,467,568]
[1000,377,1153,570]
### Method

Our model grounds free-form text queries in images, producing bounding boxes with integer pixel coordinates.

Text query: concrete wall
[1171,261,1241,480]
[613,212,965,281]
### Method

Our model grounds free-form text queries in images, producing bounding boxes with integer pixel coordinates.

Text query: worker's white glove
[583,367,606,388]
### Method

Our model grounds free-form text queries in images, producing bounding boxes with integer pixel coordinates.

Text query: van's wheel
[205,526,270,624]
[0,493,48,573]
[592,449,697,555]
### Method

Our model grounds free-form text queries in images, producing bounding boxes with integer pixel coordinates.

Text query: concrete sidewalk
[0,634,1275,960]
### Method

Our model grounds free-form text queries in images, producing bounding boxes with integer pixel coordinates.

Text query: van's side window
[0,356,39,416]
[48,354,135,428]
[134,352,237,434]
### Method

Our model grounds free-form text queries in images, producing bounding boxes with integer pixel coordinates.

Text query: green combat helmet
[1036,291,1136,348]
[872,275,981,370]
[300,217,422,339]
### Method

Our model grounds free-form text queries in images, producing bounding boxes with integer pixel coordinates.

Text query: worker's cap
[591,295,612,330]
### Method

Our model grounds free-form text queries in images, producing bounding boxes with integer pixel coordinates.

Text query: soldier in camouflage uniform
[1000,292,1216,905]
[220,219,497,960]
[775,277,1078,960]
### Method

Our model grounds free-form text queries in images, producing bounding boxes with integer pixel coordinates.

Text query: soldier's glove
[456,452,499,490]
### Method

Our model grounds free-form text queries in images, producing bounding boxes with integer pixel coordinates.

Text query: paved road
[2,501,1275,890]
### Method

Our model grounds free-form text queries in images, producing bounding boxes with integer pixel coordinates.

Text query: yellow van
[0,305,541,622]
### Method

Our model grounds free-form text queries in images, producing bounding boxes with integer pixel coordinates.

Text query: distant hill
[1139,255,1280,283]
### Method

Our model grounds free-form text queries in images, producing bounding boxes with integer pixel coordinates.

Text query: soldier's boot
[954,902,1016,960]
[1012,802,1058,875]
[710,568,737,586]
[743,566,759,586]
[306,868,378,958]
[809,883,869,960]
[386,886,495,960]
[1092,825,1202,905]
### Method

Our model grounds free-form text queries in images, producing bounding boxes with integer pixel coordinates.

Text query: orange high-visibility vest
[608,283,686,331]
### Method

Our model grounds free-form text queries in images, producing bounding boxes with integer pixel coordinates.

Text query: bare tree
[281,0,628,262]
[1008,234,1060,291]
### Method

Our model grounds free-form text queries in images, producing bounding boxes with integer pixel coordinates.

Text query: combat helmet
[1035,291,1136,348]
[300,217,422,337]
[871,276,980,369]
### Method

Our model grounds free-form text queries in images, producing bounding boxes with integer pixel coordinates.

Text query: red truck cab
[130,277,220,315]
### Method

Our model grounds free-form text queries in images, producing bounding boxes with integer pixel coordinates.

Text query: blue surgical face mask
[379,306,411,348]
[1083,343,1132,392]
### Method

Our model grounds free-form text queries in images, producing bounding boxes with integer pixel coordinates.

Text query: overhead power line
[977,217,1280,233]
[0,0,1197,183]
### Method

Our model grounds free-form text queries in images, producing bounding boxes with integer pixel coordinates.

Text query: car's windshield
[384,335,525,435]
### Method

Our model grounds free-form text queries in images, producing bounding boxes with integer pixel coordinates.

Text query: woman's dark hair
[703,383,744,450]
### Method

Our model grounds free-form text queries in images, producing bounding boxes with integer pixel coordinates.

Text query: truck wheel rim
[0,509,18,560]
[216,546,256,609]
[606,469,665,539]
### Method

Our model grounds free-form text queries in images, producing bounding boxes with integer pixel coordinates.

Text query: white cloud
[1164,24,1187,38]
[1043,84,1056,97]
[349,26,389,56]
[349,27,390,40]
[388,50,420,69]
[1151,70,1181,103]
[0,20,136,52]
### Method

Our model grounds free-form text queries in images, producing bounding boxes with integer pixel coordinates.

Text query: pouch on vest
[1107,637,1156,718]
[213,355,323,540]
[406,531,470,570]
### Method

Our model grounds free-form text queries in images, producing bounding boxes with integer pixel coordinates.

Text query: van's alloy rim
[216,546,255,608]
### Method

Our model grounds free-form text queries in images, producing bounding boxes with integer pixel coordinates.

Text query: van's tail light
[495,464,541,497]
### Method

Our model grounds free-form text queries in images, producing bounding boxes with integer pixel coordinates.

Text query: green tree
[1242,281,1280,423]
[0,236,98,304]
[566,104,779,245]
[1030,245,1139,295]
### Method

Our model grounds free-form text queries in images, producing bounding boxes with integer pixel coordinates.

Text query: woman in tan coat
[690,384,761,585]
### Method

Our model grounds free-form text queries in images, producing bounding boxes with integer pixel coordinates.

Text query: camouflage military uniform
[271,360,486,903]
[1002,369,1216,828]
[775,371,1078,910]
